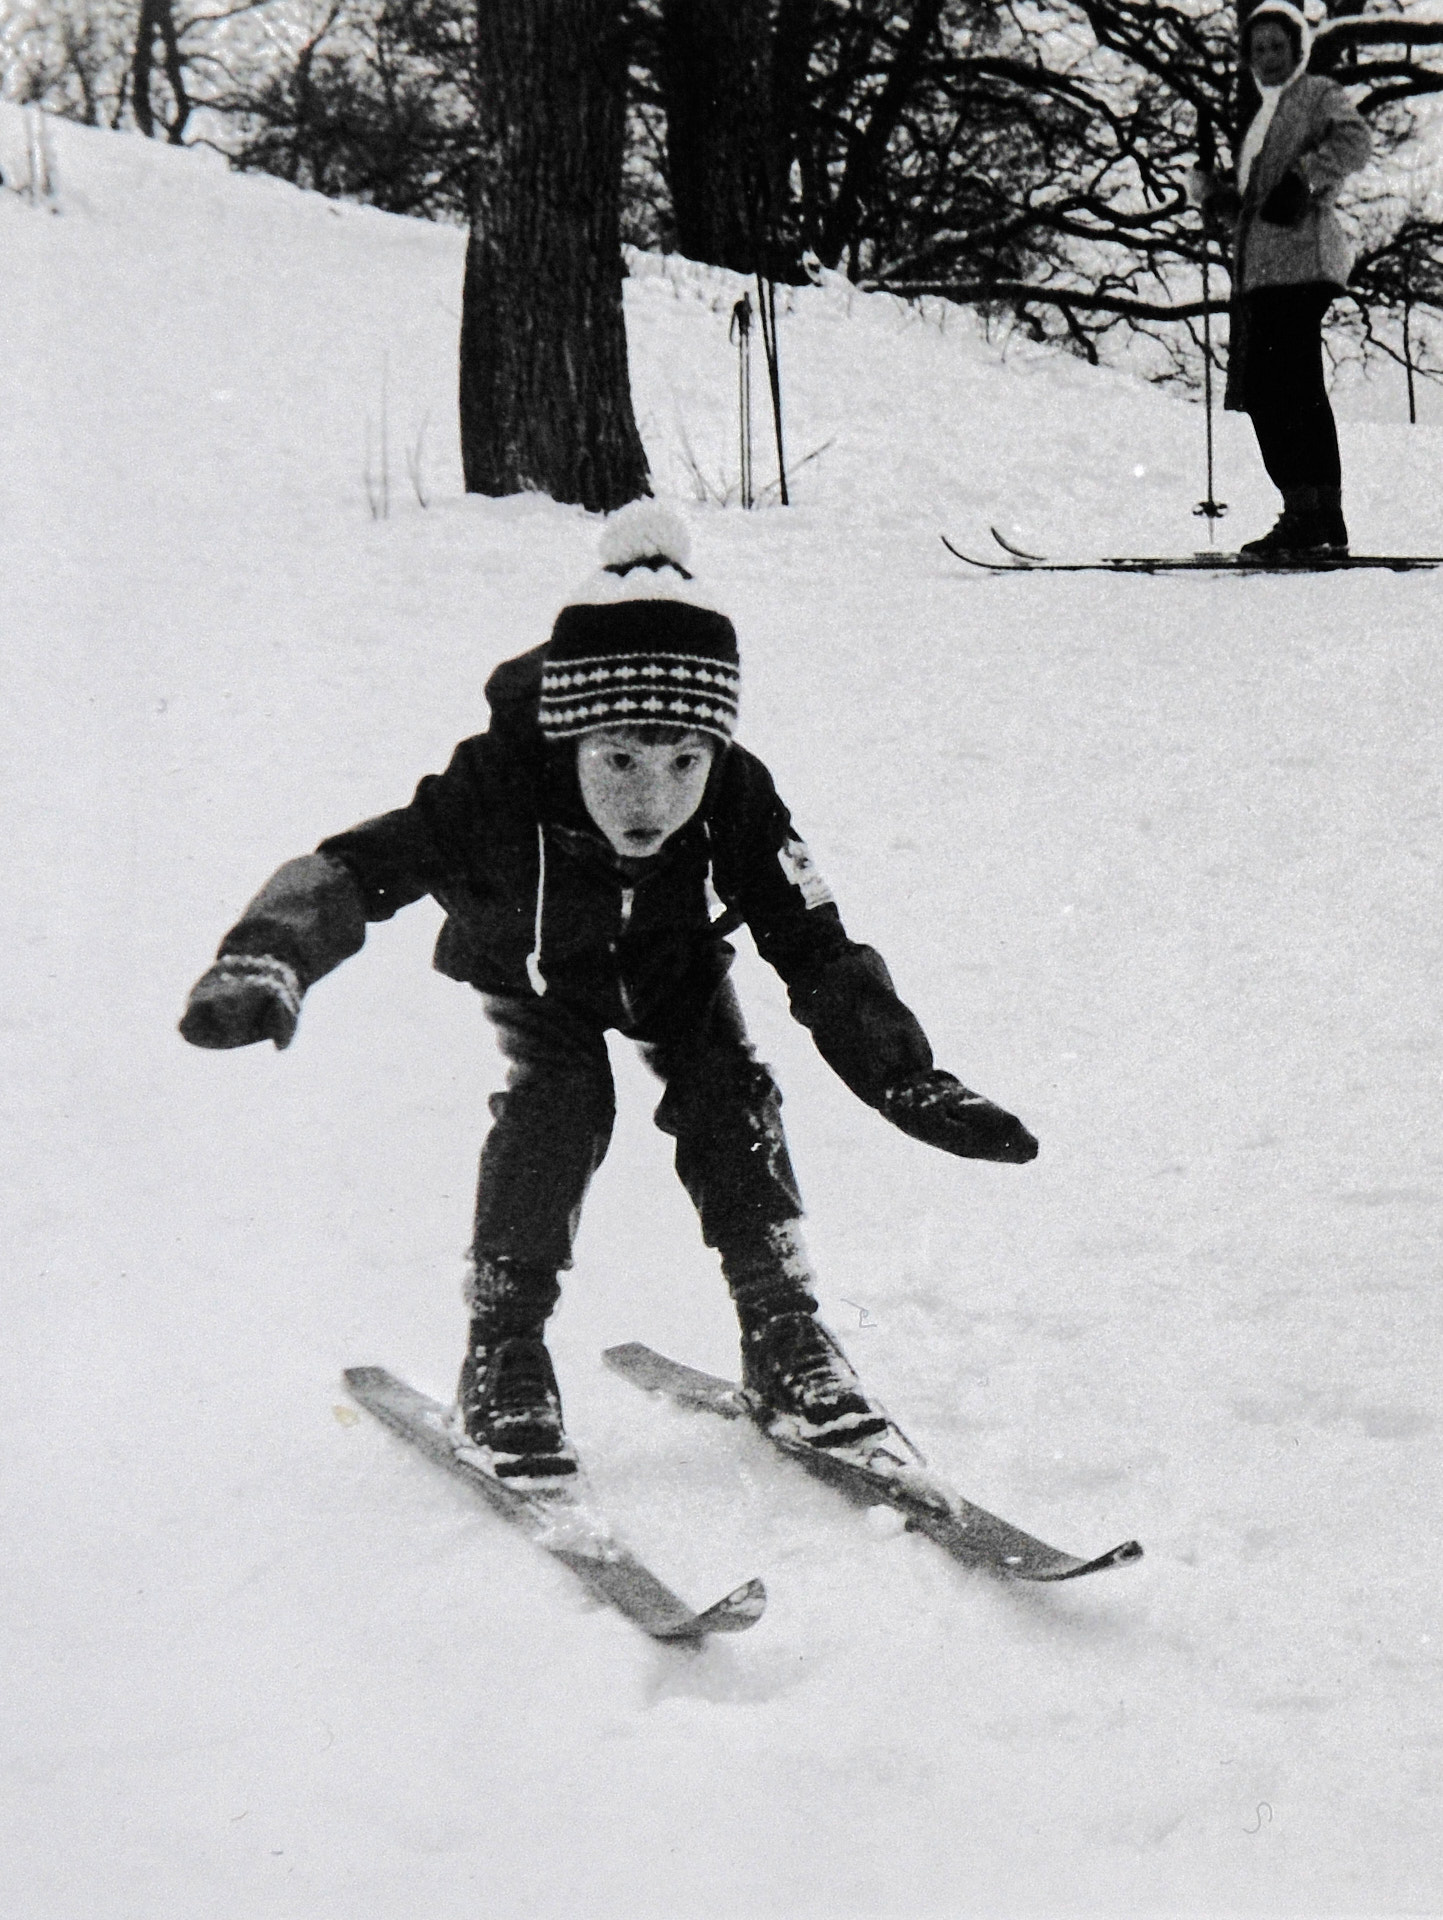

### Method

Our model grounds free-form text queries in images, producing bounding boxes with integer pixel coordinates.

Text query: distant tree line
[7,1,1439,499]
[7,3,1440,360]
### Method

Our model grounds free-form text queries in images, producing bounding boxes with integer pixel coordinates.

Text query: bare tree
[632,1,1441,385]
[458,0,649,510]
[854,1,1443,384]
[3,0,287,143]
[131,0,191,140]
[219,0,478,216]
[633,0,981,278]
[2,1,136,126]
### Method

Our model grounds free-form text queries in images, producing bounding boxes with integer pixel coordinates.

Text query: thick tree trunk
[459,0,649,512]
[660,0,777,273]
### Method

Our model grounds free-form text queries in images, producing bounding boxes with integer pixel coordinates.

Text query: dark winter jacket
[215,645,934,1109]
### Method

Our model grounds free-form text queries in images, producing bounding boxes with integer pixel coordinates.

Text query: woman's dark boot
[1241,485,1347,559]
[1312,485,1349,552]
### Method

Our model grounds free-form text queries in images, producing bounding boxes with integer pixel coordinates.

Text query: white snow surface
[4,110,1442,1919]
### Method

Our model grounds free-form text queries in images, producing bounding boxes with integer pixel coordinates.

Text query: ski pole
[756,272,789,506]
[1194,251,1229,541]
[730,293,754,508]
[1191,118,1227,543]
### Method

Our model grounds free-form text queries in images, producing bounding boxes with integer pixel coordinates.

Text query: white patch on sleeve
[777,835,835,909]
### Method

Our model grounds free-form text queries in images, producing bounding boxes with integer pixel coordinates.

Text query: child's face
[575,727,716,859]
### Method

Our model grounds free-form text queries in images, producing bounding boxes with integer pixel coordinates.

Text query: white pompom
[597,499,692,574]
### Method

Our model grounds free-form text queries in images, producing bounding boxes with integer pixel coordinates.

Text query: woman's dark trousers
[1240,284,1341,493]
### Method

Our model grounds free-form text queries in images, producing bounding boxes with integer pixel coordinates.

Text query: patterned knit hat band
[540,647,740,741]
[540,594,740,744]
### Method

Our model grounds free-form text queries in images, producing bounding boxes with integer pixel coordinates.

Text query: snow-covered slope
[3,108,1442,1918]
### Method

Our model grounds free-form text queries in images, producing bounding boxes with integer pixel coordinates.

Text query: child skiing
[180,504,1037,1483]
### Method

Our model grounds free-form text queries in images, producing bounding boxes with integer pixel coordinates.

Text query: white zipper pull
[615,887,637,1023]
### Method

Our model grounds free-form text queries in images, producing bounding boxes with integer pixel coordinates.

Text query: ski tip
[1070,1537,1144,1579]
[690,1576,768,1637]
[343,1364,393,1394]
[1020,1537,1145,1583]
[602,1342,654,1373]
[939,534,993,567]
[990,524,1046,561]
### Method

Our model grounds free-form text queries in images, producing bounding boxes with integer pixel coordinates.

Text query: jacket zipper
[614,886,636,1024]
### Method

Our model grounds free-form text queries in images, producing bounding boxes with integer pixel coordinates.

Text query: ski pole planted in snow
[756,273,788,506]
[1194,253,1228,541]
[730,293,754,509]
[1192,123,1227,542]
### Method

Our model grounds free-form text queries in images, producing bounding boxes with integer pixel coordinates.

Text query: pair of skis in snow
[944,528,1443,574]
[345,1349,1142,1647]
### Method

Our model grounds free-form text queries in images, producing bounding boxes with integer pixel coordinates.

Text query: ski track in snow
[3,107,1442,1918]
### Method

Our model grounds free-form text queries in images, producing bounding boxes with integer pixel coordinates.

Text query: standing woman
[1189,2,1370,558]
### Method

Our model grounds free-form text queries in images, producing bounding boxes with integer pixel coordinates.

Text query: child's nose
[631,769,667,812]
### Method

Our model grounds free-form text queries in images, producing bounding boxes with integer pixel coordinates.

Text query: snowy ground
[3,109,1442,1919]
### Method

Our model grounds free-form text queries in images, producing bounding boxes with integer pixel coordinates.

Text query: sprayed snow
[3,105,1443,1918]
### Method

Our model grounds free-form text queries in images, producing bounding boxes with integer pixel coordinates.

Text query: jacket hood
[1241,2,1312,81]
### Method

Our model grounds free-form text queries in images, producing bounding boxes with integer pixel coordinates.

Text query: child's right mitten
[881,1069,1038,1163]
[179,954,301,1050]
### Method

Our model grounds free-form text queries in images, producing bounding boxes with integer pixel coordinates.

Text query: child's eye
[608,753,634,772]
[674,754,698,773]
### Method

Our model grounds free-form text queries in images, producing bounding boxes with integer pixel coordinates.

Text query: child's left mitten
[881,1069,1038,1164]
[179,954,301,1050]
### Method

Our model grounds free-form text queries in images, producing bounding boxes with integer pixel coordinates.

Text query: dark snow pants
[471,973,805,1280]
[1240,284,1342,491]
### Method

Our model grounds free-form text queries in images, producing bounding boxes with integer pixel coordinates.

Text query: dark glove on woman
[1187,167,1242,225]
[179,954,301,1050]
[1203,181,1243,224]
[881,1070,1038,1163]
[1259,171,1310,227]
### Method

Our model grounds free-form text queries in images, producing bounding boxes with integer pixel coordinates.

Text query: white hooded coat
[1231,2,1371,294]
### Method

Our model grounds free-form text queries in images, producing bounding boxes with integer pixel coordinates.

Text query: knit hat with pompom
[539,501,740,743]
